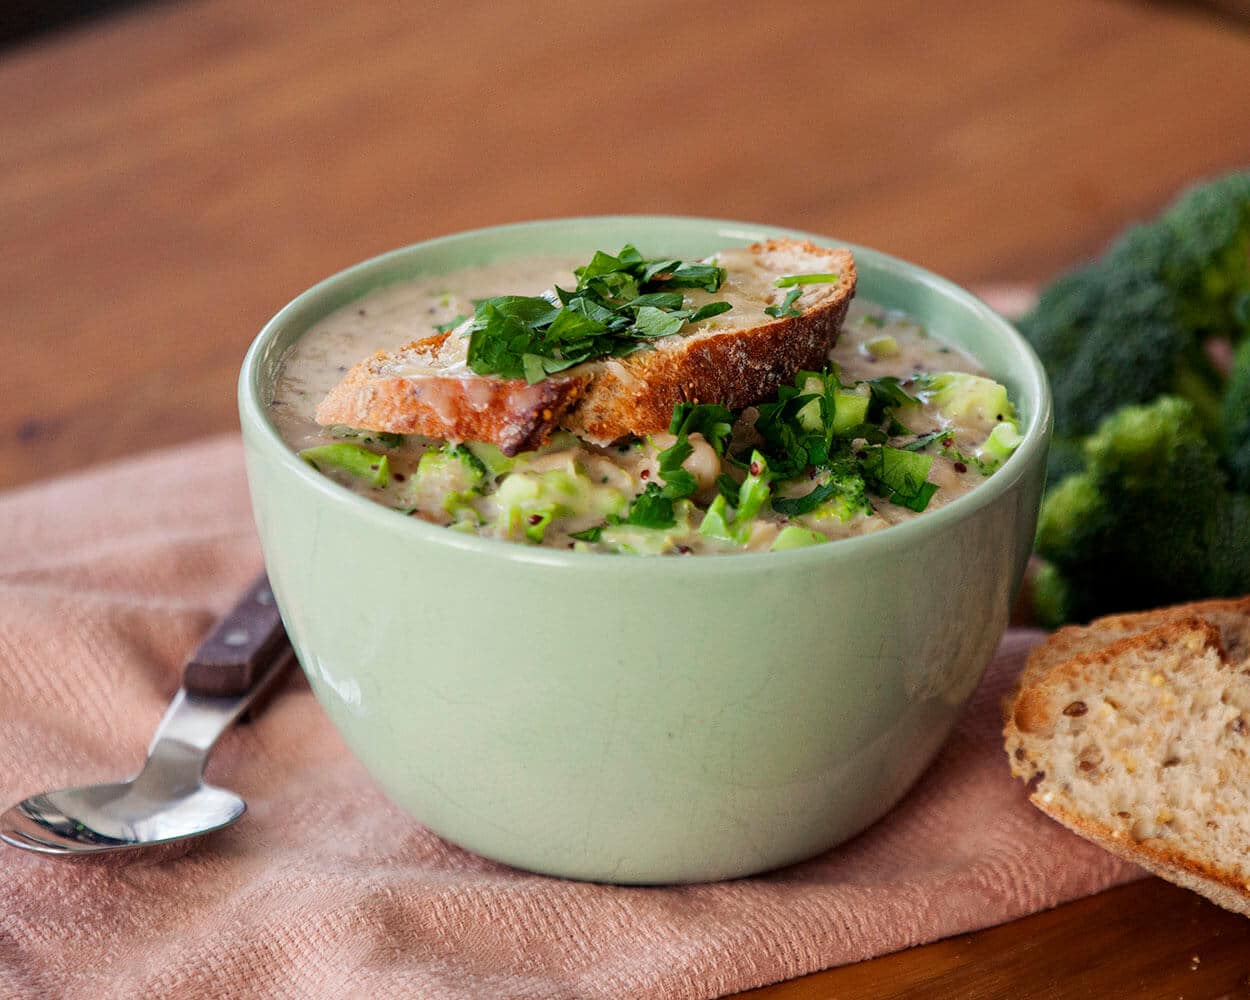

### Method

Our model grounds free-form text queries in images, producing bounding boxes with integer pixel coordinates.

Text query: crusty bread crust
[1036,799,1250,917]
[562,241,856,443]
[314,332,590,456]
[315,239,856,453]
[1007,617,1223,743]
[1003,595,1250,723]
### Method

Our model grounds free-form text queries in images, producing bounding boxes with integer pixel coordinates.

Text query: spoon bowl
[1,781,248,855]
[1,576,291,859]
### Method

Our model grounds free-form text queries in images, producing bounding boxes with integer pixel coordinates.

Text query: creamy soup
[269,254,1022,554]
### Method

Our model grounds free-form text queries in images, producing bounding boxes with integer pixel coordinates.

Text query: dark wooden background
[3,1,1250,995]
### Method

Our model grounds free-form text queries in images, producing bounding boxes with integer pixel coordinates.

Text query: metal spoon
[0,574,291,857]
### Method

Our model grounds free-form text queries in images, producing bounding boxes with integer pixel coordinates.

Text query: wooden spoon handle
[184,573,287,697]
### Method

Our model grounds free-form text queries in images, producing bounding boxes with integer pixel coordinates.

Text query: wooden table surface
[3,1,1250,995]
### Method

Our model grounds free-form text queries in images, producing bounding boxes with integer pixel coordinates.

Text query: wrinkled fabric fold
[0,436,1141,1000]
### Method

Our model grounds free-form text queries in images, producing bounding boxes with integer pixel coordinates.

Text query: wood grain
[3,0,1250,494]
[2,1,1250,996]
[744,879,1250,999]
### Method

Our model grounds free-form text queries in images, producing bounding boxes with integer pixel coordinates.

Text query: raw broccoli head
[1019,231,1215,441]
[1024,173,1250,624]
[1021,172,1250,481]
[1033,396,1236,624]
[1225,337,1250,492]
[1156,170,1250,342]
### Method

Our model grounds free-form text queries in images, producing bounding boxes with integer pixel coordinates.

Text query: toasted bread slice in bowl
[314,239,856,454]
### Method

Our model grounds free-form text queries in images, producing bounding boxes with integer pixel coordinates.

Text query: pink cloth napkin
[0,436,1142,1000]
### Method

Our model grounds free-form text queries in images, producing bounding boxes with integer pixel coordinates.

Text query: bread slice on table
[1004,615,1250,916]
[314,239,856,455]
[1011,596,1250,706]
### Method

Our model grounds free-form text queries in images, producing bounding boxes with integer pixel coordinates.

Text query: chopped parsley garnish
[464,245,732,383]
[774,273,840,287]
[751,369,842,478]
[864,376,919,421]
[859,445,938,512]
[903,429,999,475]
[576,402,738,538]
[561,359,948,547]
[770,479,843,516]
[668,402,735,456]
[329,427,405,450]
[715,473,741,505]
[722,366,940,520]
[764,287,803,319]
[434,314,468,334]
[902,430,950,453]
[578,361,942,548]
[620,484,676,528]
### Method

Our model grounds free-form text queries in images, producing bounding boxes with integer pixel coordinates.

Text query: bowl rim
[239,214,1052,574]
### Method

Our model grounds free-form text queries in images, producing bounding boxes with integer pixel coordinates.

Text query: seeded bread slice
[1004,618,1250,917]
[315,239,856,454]
[1005,596,1250,723]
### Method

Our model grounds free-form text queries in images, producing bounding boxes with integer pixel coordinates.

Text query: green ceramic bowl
[239,216,1051,884]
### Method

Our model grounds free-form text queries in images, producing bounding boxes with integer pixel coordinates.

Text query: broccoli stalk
[299,442,390,488]
[699,451,772,545]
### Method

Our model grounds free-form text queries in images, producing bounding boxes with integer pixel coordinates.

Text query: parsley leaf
[771,480,842,516]
[764,287,803,319]
[464,246,732,382]
[625,292,685,310]
[774,273,840,288]
[688,301,733,323]
[633,306,688,339]
[668,402,736,456]
[650,261,726,291]
[623,483,676,528]
[863,375,919,423]
[434,314,468,334]
[902,430,951,453]
[859,446,938,512]
[655,437,696,499]
[715,473,741,505]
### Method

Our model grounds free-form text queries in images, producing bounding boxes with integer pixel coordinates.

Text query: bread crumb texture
[1003,601,1250,917]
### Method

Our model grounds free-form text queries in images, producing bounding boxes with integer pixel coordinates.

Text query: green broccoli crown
[1030,561,1077,631]
[1225,337,1250,492]
[1022,175,1250,483]
[1081,394,1218,482]
[1034,396,1236,622]
[1156,170,1250,341]
[1020,244,1199,440]
[1026,173,1250,625]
